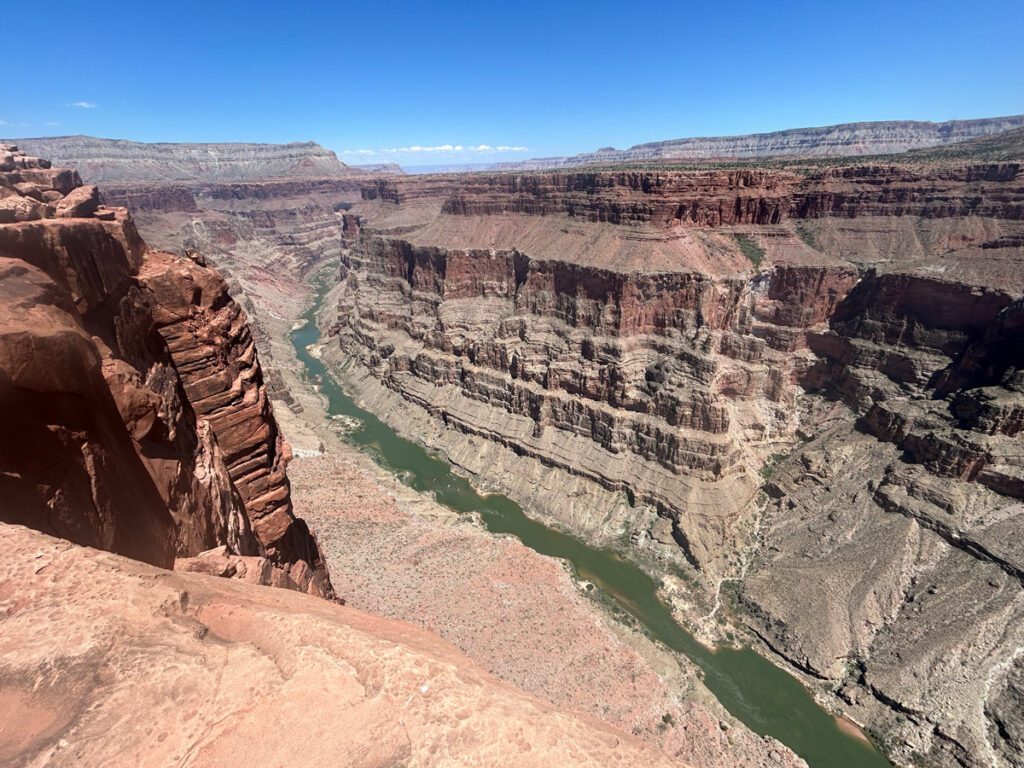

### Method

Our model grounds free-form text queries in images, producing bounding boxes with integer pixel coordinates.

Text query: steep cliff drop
[327,130,1024,768]
[0,144,332,596]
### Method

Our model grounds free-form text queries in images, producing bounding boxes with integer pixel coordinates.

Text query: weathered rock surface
[492,115,1024,169]
[331,133,1024,767]
[0,145,331,597]
[0,523,685,768]
[0,255,176,567]
[138,250,331,590]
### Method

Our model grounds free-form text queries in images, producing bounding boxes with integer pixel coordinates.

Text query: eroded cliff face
[333,232,813,568]
[490,115,1024,169]
[331,150,1024,767]
[6,135,351,183]
[138,251,328,583]
[0,145,332,597]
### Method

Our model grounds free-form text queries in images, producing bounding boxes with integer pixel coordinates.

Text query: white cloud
[45,121,60,127]
[0,119,6,126]
[71,101,98,109]
[339,143,529,158]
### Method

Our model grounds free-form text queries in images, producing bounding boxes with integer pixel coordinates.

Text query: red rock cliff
[0,144,333,598]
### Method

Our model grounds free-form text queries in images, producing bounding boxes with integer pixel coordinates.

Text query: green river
[292,278,891,768]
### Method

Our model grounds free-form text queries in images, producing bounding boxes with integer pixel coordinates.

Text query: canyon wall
[368,162,1024,226]
[4,138,375,361]
[11,136,373,301]
[331,142,1024,768]
[492,115,1024,169]
[6,135,351,182]
[0,144,332,597]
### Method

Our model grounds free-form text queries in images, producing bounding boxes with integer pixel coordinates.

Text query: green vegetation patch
[759,452,789,481]
[795,224,817,250]
[734,235,766,268]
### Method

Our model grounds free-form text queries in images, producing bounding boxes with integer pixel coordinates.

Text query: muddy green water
[293,281,891,768]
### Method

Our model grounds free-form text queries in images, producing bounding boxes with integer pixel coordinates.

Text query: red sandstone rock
[0,524,682,768]
[0,146,333,598]
[138,251,333,596]
[54,184,99,218]
[0,257,176,567]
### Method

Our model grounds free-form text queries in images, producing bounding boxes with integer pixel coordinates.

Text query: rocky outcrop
[0,254,177,567]
[138,251,330,588]
[0,144,332,598]
[0,523,684,768]
[491,115,1024,169]
[6,135,352,182]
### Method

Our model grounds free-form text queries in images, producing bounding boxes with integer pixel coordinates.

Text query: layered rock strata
[6,135,351,182]
[491,115,1024,169]
[138,250,327,580]
[330,139,1024,767]
[368,161,1024,228]
[3,138,378,371]
[0,144,331,597]
[101,177,363,278]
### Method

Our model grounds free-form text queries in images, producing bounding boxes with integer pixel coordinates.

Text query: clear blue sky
[4,0,1022,166]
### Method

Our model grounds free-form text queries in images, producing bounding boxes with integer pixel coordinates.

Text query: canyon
[326,130,1024,768]
[0,145,804,767]
[2,120,1022,768]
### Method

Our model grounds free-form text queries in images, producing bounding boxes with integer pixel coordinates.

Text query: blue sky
[4,0,1022,166]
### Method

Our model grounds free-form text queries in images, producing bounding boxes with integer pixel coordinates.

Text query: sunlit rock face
[0,523,686,768]
[0,144,333,597]
[331,135,1024,768]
